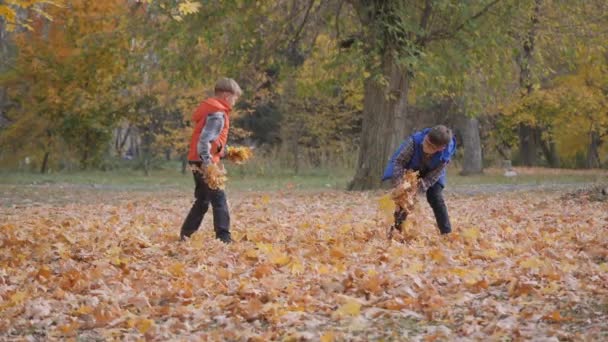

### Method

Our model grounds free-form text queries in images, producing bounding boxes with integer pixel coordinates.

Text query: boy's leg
[393,208,407,232]
[426,182,452,234]
[180,170,211,239]
[209,188,231,243]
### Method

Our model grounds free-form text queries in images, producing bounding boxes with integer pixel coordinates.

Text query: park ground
[1,167,607,340]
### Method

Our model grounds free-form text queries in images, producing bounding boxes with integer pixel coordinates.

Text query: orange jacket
[187,97,231,163]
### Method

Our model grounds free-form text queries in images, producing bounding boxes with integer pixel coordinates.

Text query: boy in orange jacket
[180,78,242,243]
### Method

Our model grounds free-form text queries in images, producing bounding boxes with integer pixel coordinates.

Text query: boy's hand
[217,163,227,175]
[417,183,425,194]
[417,178,431,194]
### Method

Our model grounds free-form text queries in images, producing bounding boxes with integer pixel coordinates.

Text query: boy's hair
[215,77,242,96]
[427,125,452,147]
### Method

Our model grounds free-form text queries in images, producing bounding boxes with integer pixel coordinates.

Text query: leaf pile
[0,188,607,340]
[226,146,253,165]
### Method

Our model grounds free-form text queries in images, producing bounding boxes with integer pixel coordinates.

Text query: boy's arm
[392,138,414,186]
[197,112,225,165]
[419,162,448,192]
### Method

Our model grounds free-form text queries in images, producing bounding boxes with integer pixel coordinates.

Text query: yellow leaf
[244,248,258,260]
[271,253,290,266]
[135,318,155,334]
[59,231,75,245]
[106,246,121,257]
[169,262,186,277]
[320,331,335,342]
[377,194,394,220]
[462,227,480,241]
[430,249,446,263]
[541,282,560,295]
[481,249,500,259]
[289,260,304,275]
[75,305,94,315]
[256,242,273,254]
[407,262,424,273]
[339,224,352,235]
[10,291,27,305]
[0,5,16,23]
[260,195,270,205]
[449,268,468,277]
[318,264,331,275]
[520,257,544,269]
[178,0,201,15]
[334,299,361,317]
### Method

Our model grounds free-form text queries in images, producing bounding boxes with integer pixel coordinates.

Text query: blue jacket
[382,128,457,186]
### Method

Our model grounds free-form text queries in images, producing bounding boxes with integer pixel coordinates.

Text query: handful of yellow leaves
[203,164,227,190]
[191,163,227,190]
[391,170,419,214]
[226,146,253,164]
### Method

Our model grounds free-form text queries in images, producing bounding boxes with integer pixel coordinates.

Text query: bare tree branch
[291,0,316,45]
[426,0,502,43]
[415,0,433,46]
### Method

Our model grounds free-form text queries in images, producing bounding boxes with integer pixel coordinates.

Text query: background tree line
[0,0,606,189]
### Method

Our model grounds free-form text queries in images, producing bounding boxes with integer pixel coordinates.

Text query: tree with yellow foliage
[1,0,131,171]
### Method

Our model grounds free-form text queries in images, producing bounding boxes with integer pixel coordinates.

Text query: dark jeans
[426,182,451,234]
[180,167,231,242]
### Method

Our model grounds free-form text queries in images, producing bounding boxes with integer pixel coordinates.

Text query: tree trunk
[0,87,6,126]
[141,132,152,176]
[290,128,303,175]
[459,116,483,175]
[518,124,538,166]
[0,19,9,124]
[131,133,140,158]
[349,53,410,190]
[539,132,560,168]
[81,131,91,169]
[144,159,150,176]
[181,154,187,175]
[587,130,601,168]
[547,141,560,167]
[40,152,50,174]
[115,127,122,154]
[517,0,542,166]
[293,140,300,175]
[120,125,131,152]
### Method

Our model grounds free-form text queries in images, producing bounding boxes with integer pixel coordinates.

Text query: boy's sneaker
[217,234,232,244]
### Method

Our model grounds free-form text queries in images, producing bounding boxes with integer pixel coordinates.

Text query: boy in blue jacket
[383,125,456,235]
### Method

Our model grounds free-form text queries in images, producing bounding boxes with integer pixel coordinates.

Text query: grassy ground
[1,165,606,191]
[1,165,606,208]
[0,166,353,192]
